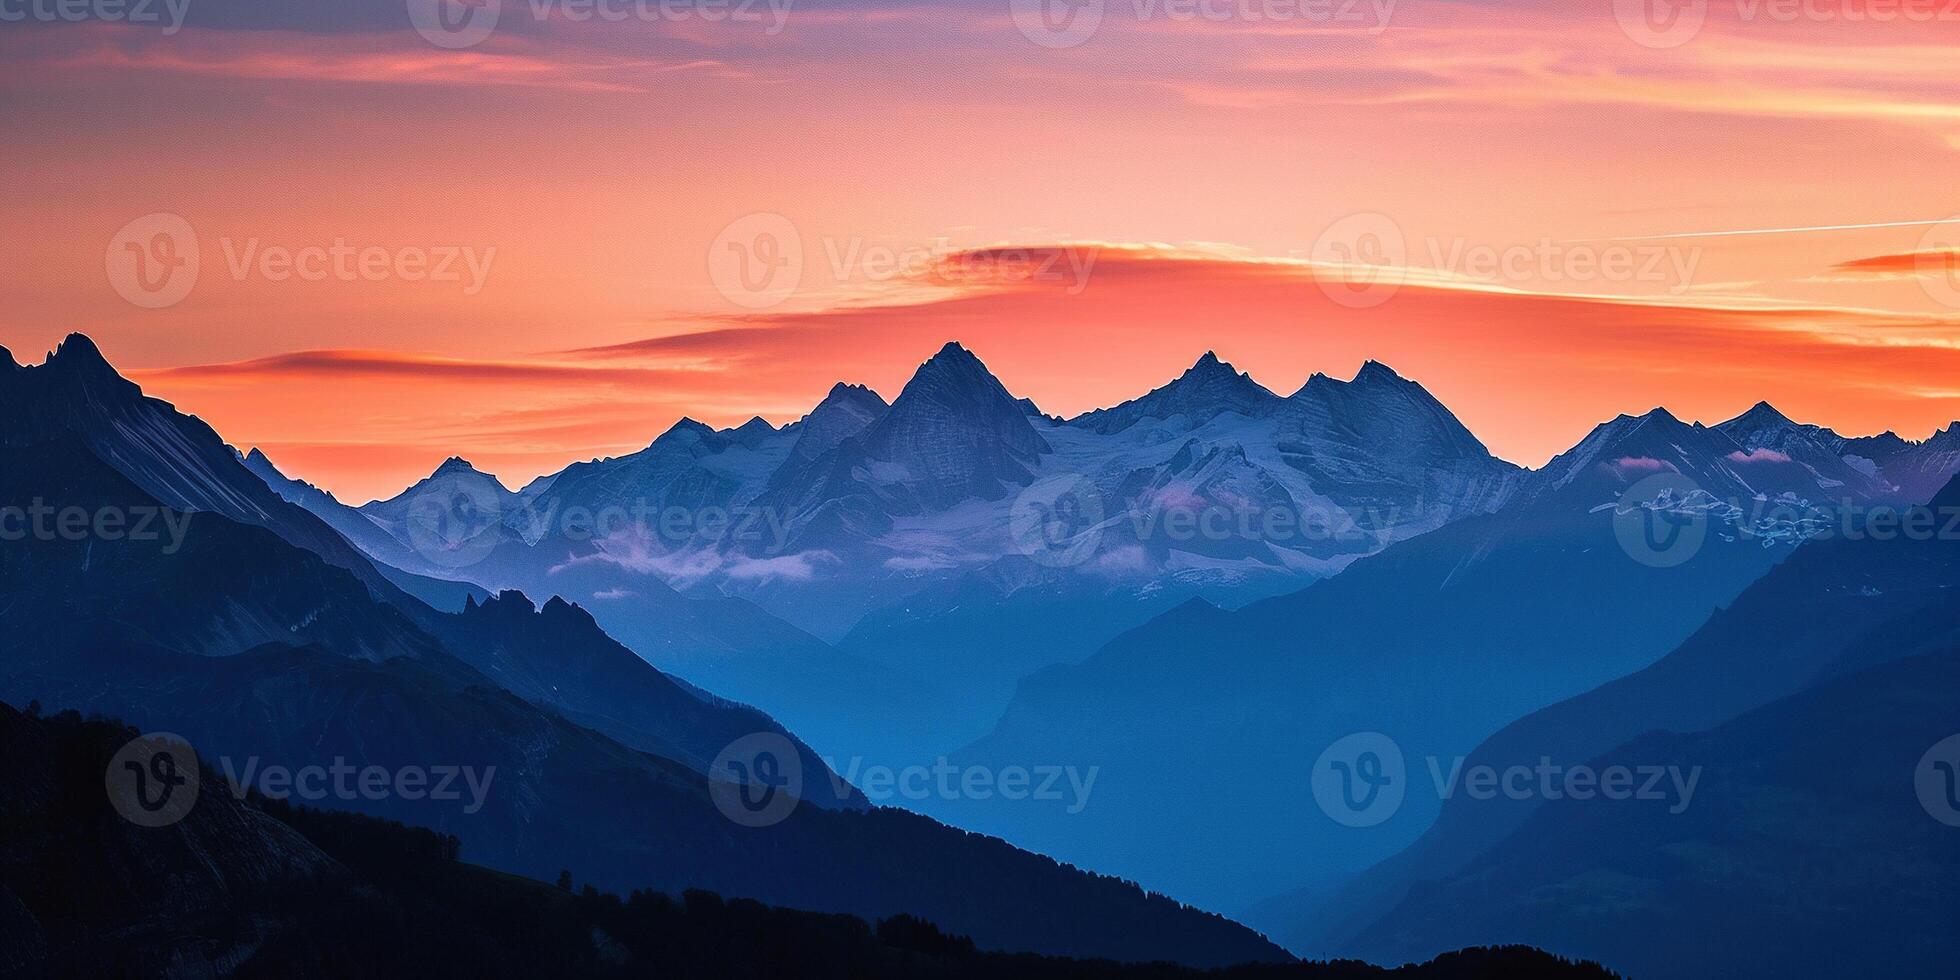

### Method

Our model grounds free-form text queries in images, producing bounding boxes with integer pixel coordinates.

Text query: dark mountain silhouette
[1344,641,1960,978]
[0,335,406,597]
[1281,473,1960,959]
[0,361,1292,966]
[0,705,1615,979]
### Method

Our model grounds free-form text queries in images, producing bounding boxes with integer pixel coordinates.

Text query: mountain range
[11,332,1960,978]
[0,335,1291,968]
[237,335,1960,916]
[1273,473,1960,974]
[266,343,1531,762]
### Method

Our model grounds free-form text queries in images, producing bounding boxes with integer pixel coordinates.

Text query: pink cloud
[1607,457,1677,478]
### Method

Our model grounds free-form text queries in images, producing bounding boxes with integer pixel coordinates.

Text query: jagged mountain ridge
[0,386,1287,967]
[345,345,1524,634]
[1716,399,1960,504]
[283,343,1530,757]
[940,404,1874,912]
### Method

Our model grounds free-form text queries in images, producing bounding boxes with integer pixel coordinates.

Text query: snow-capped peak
[1070,350,1281,434]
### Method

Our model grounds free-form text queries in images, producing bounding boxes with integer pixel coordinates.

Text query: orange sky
[4,1,1959,501]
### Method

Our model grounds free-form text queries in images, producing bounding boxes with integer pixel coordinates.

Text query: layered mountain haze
[942,402,1905,912]
[1281,471,1960,966]
[1345,641,1960,978]
[0,336,1296,968]
[10,330,1960,977]
[288,342,1533,765]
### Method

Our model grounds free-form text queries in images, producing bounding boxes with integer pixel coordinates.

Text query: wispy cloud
[1831,248,1960,278]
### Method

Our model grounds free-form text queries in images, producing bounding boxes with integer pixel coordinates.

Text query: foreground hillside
[0,706,1619,980]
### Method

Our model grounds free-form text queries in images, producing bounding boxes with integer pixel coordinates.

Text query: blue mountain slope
[1348,640,1960,978]
[0,435,1288,968]
[945,408,1842,912]
[1286,472,1960,959]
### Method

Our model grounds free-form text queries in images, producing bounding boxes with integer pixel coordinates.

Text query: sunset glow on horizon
[7,0,1960,502]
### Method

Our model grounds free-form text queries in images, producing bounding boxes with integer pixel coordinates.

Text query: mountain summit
[847,342,1051,511]
[1073,351,1282,434]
